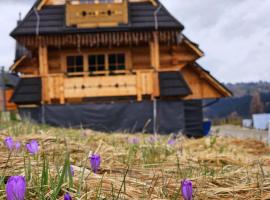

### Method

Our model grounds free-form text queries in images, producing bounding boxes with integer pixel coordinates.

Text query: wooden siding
[182,66,229,99]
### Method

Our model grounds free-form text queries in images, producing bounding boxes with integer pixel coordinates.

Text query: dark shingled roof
[159,72,192,97]
[11,77,42,104]
[11,1,184,37]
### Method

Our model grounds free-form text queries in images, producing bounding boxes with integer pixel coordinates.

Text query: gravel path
[212,125,269,143]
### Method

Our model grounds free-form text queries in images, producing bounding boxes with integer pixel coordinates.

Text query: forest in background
[204,82,270,120]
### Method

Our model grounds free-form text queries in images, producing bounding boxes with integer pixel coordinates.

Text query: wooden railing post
[60,74,65,104]
[136,70,142,101]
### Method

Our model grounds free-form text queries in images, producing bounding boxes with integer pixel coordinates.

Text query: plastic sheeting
[252,114,270,130]
[19,100,190,134]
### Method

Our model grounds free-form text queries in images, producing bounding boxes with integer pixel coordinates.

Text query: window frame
[63,50,130,77]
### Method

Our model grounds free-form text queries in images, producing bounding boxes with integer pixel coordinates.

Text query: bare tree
[250,92,264,115]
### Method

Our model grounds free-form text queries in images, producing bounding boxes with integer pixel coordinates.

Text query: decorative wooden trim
[16,31,180,48]
[183,39,204,58]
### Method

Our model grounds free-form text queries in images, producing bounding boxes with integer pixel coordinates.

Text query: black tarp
[19,100,204,136]
[184,100,203,137]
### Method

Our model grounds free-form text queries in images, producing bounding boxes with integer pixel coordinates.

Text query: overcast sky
[0,0,269,83]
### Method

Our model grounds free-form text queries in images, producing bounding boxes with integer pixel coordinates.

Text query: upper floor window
[109,54,125,71]
[88,55,105,72]
[66,56,84,73]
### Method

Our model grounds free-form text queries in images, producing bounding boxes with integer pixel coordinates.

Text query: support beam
[150,32,160,98]
[38,45,49,103]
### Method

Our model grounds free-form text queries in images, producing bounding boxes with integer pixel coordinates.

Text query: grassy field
[0,120,270,199]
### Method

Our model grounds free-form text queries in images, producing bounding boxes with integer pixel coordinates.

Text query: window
[108,54,125,71]
[66,56,84,73]
[88,55,105,72]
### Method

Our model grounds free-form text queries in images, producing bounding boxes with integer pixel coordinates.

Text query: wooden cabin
[10,0,232,136]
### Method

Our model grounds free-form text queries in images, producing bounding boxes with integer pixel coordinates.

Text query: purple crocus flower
[147,136,158,144]
[181,179,193,200]
[89,154,101,174]
[128,137,140,145]
[4,137,14,151]
[64,193,72,200]
[26,140,39,155]
[15,142,21,151]
[168,139,176,146]
[6,176,26,200]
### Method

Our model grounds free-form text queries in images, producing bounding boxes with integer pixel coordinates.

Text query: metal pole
[1,67,6,112]
[153,98,157,136]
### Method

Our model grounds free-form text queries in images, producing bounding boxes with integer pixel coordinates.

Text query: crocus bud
[6,176,26,200]
[69,165,74,177]
[26,140,39,155]
[168,139,176,146]
[147,136,157,144]
[89,154,101,174]
[64,193,72,200]
[128,137,140,145]
[15,142,21,151]
[4,137,14,151]
[181,179,193,200]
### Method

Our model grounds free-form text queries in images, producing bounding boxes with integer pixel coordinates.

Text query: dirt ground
[212,125,269,143]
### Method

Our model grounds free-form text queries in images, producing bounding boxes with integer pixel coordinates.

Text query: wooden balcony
[66,0,128,28]
[41,70,154,104]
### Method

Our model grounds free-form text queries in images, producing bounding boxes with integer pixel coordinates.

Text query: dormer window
[79,0,120,4]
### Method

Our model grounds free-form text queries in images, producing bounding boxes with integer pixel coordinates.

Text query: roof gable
[11,1,184,37]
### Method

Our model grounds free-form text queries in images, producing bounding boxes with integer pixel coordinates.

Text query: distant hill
[204,82,270,119]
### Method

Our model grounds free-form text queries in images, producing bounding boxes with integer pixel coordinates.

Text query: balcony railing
[38,69,154,103]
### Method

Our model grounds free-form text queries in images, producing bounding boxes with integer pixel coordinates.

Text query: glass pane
[76,66,83,72]
[89,66,96,71]
[76,56,83,66]
[89,56,96,65]
[67,56,75,67]
[98,66,105,71]
[118,65,125,70]
[118,54,125,64]
[109,65,116,71]
[97,55,105,64]
[109,54,116,64]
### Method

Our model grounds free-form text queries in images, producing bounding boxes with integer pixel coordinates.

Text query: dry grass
[0,121,270,199]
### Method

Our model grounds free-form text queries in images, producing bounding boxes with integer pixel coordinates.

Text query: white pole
[268,121,270,145]
[153,98,157,137]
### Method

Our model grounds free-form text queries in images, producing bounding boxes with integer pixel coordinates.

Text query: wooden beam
[183,39,204,58]
[150,32,160,98]
[9,55,27,72]
[38,45,49,103]
[136,71,142,101]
